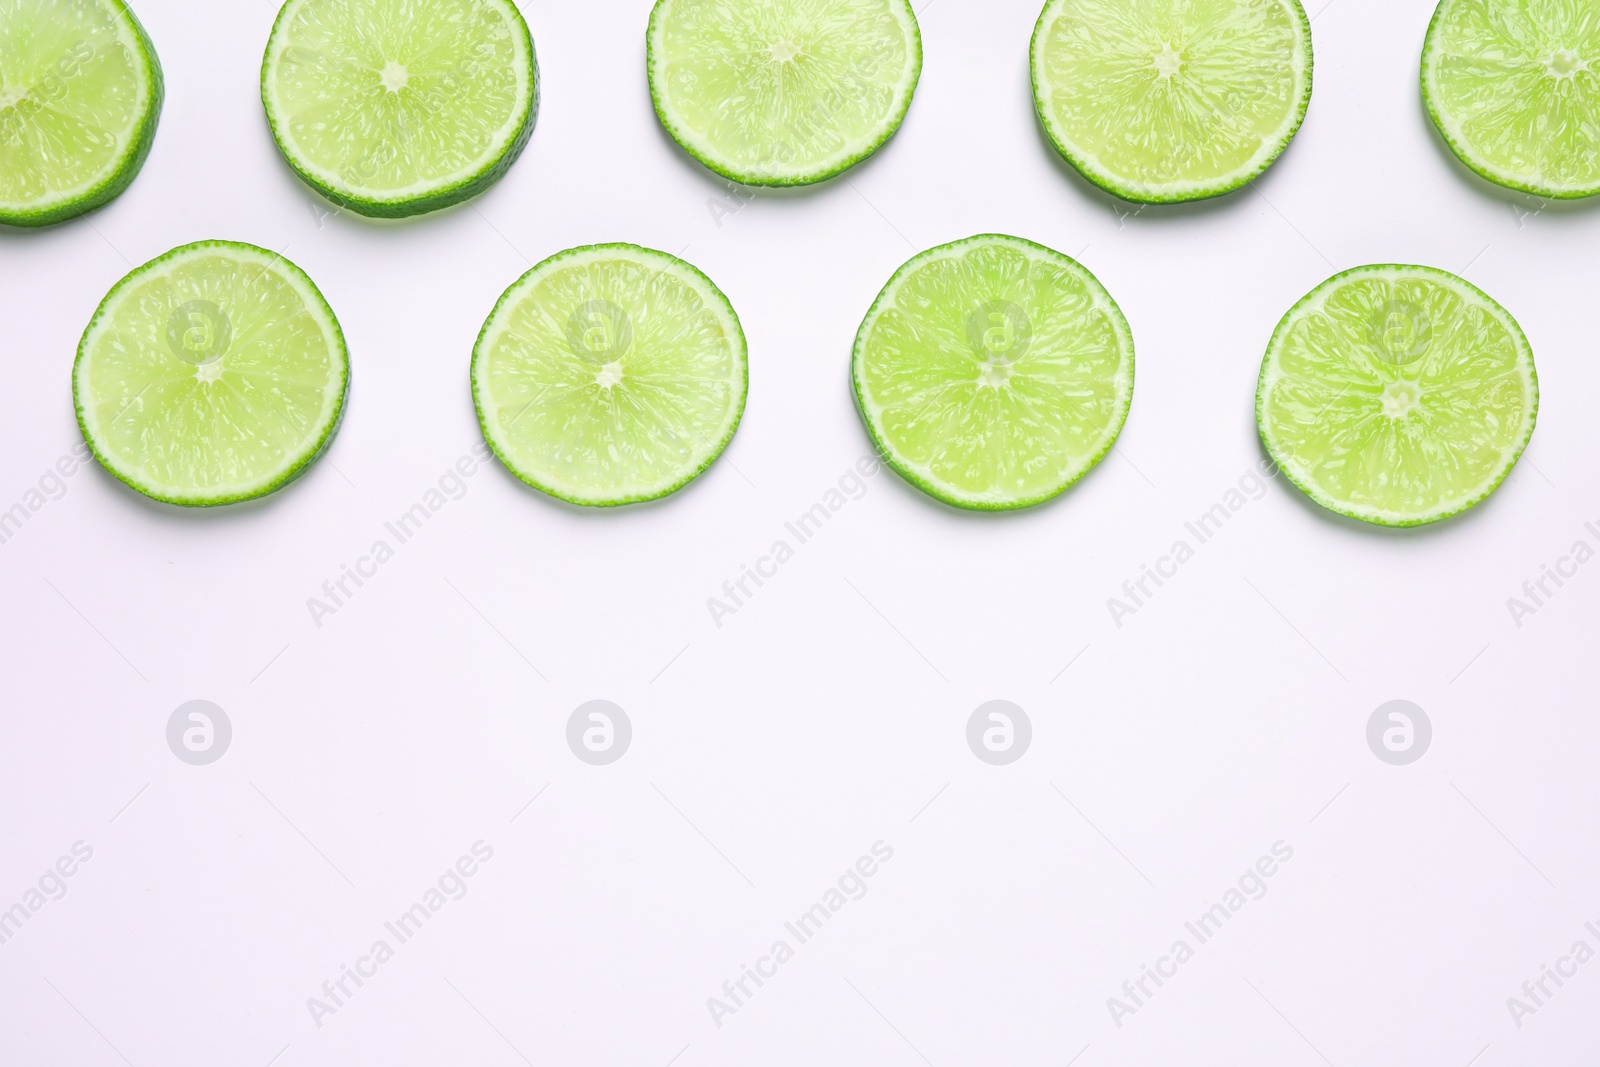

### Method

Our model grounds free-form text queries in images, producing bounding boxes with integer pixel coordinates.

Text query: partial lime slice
[1422,0,1600,198]
[1031,0,1312,203]
[472,244,748,507]
[647,0,921,186]
[1257,265,1538,527]
[0,0,163,227]
[74,241,350,507]
[261,0,537,218]
[852,234,1135,511]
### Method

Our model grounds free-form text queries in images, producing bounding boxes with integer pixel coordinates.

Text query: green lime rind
[261,0,538,219]
[1030,0,1313,205]
[0,0,164,228]
[646,0,922,187]
[852,233,1136,512]
[1256,264,1539,528]
[471,242,749,507]
[73,240,350,507]
[1421,0,1600,199]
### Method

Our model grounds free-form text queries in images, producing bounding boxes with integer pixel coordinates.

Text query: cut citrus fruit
[852,234,1135,510]
[472,243,748,507]
[1031,0,1312,203]
[0,0,163,227]
[74,241,350,506]
[261,0,537,218]
[1257,265,1538,527]
[1422,0,1600,198]
[647,0,921,186]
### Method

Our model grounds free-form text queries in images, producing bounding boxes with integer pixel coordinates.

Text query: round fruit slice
[472,244,748,507]
[1257,265,1538,527]
[0,0,163,227]
[1422,0,1600,198]
[261,0,537,218]
[74,241,349,507]
[1031,0,1312,203]
[647,0,921,186]
[853,234,1135,511]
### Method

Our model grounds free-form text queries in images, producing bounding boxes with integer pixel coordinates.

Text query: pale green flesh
[76,245,346,505]
[649,0,919,183]
[855,236,1134,509]
[0,0,151,213]
[1424,0,1600,197]
[474,247,746,505]
[1033,0,1309,200]
[264,0,530,200]
[1258,267,1538,526]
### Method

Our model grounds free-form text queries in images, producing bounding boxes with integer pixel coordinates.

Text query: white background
[3,0,1599,1063]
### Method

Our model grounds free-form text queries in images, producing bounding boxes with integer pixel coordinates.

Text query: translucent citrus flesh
[854,236,1134,509]
[1424,0,1600,196]
[649,0,919,183]
[474,247,746,505]
[1033,0,1309,200]
[76,245,347,504]
[1258,267,1538,526]
[264,0,532,201]
[0,0,153,215]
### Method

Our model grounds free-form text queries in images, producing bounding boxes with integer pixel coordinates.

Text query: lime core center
[976,360,1015,389]
[1380,379,1422,418]
[1547,50,1586,79]
[595,361,624,389]
[380,61,409,92]
[1153,45,1183,79]
[769,40,801,63]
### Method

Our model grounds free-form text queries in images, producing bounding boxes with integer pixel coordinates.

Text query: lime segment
[1256,265,1538,527]
[74,241,350,506]
[0,0,163,227]
[1422,0,1600,198]
[852,234,1135,510]
[648,0,921,186]
[261,0,537,217]
[1031,0,1312,203]
[472,244,748,507]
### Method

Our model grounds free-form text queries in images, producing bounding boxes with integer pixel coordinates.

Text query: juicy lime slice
[647,0,921,186]
[852,234,1135,511]
[1422,0,1600,198]
[0,0,163,227]
[261,0,537,218]
[1031,0,1312,203]
[1257,265,1538,527]
[74,241,350,506]
[472,244,748,507]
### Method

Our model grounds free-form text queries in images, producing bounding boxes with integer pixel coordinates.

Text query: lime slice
[852,234,1135,511]
[471,244,748,507]
[74,241,350,507]
[261,0,537,218]
[0,0,163,227]
[647,0,921,186]
[1422,0,1600,198]
[1257,265,1538,527]
[1031,0,1312,203]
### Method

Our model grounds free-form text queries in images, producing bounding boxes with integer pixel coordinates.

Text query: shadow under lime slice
[471,244,748,507]
[852,234,1135,511]
[1422,0,1600,198]
[647,0,921,186]
[1031,0,1312,203]
[1256,265,1538,527]
[0,0,163,227]
[74,241,350,507]
[261,0,537,218]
